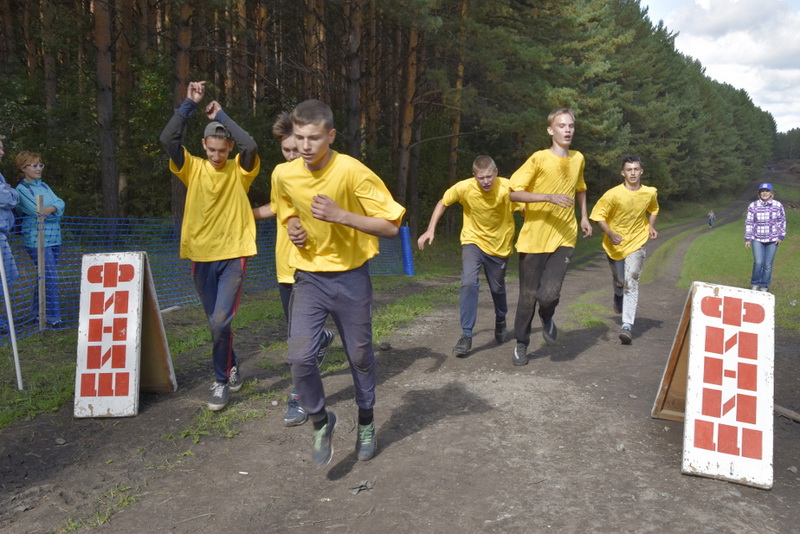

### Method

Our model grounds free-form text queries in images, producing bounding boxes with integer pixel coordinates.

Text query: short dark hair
[621,155,642,169]
[291,99,334,130]
[272,112,292,139]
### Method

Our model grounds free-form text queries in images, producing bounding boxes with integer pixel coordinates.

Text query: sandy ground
[1,170,798,534]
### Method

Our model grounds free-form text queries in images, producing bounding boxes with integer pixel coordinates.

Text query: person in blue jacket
[0,136,20,333]
[14,150,65,329]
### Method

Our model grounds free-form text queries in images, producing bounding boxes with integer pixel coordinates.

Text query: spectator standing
[15,150,64,329]
[745,182,785,292]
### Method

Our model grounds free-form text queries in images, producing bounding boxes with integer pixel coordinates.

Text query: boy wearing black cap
[160,80,260,411]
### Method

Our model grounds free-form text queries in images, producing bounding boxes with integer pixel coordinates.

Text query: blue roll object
[399,226,415,276]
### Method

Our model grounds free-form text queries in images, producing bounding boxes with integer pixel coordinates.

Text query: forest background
[1,0,799,238]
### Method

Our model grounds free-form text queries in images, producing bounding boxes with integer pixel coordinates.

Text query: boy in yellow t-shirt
[252,113,335,427]
[159,81,260,411]
[590,156,659,345]
[418,155,520,356]
[275,99,405,468]
[508,108,592,367]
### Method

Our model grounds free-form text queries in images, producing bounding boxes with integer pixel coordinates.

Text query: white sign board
[682,282,774,489]
[74,252,176,418]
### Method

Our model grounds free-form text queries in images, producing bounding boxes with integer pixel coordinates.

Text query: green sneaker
[356,421,377,461]
[311,410,337,468]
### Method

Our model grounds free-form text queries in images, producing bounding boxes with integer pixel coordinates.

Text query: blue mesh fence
[0,216,409,345]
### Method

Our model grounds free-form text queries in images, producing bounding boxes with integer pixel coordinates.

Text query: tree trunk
[343,0,363,157]
[116,0,135,216]
[395,26,418,205]
[171,2,192,222]
[93,0,120,218]
[445,0,467,234]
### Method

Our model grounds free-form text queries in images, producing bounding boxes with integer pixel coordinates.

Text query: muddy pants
[607,245,646,327]
[192,258,246,383]
[460,244,508,337]
[513,247,573,345]
[288,263,375,415]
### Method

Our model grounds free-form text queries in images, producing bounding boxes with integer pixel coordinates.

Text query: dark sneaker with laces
[311,410,337,468]
[541,317,557,345]
[228,365,243,392]
[453,335,472,356]
[356,421,377,461]
[613,294,623,314]
[494,320,507,344]
[284,392,308,426]
[207,380,229,411]
[619,325,632,345]
[513,342,528,366]
[316,330,335,367]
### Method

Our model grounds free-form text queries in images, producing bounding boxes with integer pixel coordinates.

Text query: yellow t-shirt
[275,151,406,272]
[510,149,587,253]
[269,162,295,284]
[590,183,659,261]
[170,148,260,261]
[442,177,521,258]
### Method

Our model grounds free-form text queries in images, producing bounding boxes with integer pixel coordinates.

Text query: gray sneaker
[356,421,377,461]
[619,325,632,345]
[316,330,335,367]
[541,317,557,345]
[284,392,308,426]
[311,410,337,468]
[228,365,243,392]
[513,342,528,366]
[453,335,472,356]
[207,380,229,411]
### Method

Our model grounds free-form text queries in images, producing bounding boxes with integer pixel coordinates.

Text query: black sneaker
[228,365,243,392]
[311,410,337,468]
[494,320,507,344]
[316,330,335,367]
[613,294,623,314]
[513,342,528,366]
[207,380,229,411]
[453,335,472,356]
[619,325,632,345]
[541,317,557,345]
[356,421,377,461]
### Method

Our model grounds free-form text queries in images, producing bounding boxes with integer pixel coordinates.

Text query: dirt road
[1,170,798,533]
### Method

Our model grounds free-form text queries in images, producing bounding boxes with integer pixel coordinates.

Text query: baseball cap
[203,121,231,140]
[758,182,773,191]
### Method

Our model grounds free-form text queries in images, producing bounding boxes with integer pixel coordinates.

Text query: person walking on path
[275,99,405,468]
[508,108,592,366]
[417,155,521,356]
[745,182,786,292]
[15,150,65,329]
[589,156,659,345]
[160,80,260,411]
[707,210,716,228]
[252,112,335,426]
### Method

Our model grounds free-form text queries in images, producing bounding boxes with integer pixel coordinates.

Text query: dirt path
[2,170,798,534]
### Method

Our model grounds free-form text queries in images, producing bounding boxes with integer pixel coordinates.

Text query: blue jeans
[459,244,508,336]
[192,258,246,382]
[25,245,61,324]
[750,241,778,288]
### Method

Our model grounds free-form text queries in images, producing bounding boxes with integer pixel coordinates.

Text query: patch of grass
[564,292,609,330]
[640,226,704,284]
[56,484,142,533]
[176,403,267,444]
